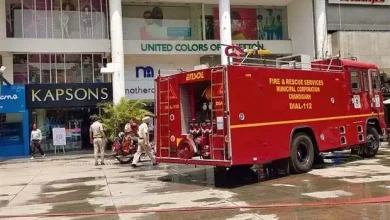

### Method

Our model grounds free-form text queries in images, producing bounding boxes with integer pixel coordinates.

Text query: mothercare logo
[0,94,19,100]
[136,66,154,78]
[141,41,265,52]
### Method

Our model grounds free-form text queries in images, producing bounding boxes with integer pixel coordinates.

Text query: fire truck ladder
[210,67,228,160]
[158,77,171,158]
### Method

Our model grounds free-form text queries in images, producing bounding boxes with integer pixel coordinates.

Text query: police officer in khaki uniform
[132,116,157,167]
[90,119,106,166]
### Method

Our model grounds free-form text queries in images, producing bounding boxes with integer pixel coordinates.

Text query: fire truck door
[367,69,382,113]
[349,69,363,112]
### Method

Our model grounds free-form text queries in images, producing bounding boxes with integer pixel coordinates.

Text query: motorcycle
[112,121,156,164]
[112,132,138,164]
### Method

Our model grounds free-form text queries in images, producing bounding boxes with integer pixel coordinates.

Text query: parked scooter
[112,130,138,164]
[112,123,156,164]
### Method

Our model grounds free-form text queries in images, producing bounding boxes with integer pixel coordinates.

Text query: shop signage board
[0,85,26,113]
[26,83,113,109]
[53,128,66,146]
[125,80,155,100]
[124,40,292,55]
[328,0,390,5]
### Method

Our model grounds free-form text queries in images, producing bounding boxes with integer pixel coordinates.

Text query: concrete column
[1,53,14,84]
[109,0,125,105]
[0,1,6,39]
[219,0,232,65]
[314,0,327,59]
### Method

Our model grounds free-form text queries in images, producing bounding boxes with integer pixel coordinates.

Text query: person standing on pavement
[90,119,106,166]
[30,124,45,159]
[132,116,157,168]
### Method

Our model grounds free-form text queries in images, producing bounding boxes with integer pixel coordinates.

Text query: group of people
[30,116,157,168]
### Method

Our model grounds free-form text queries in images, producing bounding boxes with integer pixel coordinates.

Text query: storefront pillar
[314,0,328,59]
[218,0,232,65]
[109,0,125,105]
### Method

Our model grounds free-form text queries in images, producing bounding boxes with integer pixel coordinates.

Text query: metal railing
[228,55,344,73]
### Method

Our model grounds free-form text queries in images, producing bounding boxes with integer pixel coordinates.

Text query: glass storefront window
[82,54,93,82]
[28,54,40,84]
[5,0,109,39]
[93,54,103,82]
[204,5,287,41]
[34,108,100,151]
[56,54,65,83]
[13,54,28,84]
[65,54,82,83]
[122,3,202,40]
[13,53,106,84]
[41,54,51,83]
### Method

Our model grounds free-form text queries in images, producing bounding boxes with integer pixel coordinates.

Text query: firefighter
[131,116,157,167]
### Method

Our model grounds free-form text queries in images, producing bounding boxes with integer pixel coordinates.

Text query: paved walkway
[1,145,390,219]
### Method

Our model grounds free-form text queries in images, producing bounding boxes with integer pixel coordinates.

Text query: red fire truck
[154,45,385,174]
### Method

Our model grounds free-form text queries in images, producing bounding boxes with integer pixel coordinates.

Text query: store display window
[122,3,202,40]
[204,5,287,41]
[5,0,109,39]
[34,108,98,151]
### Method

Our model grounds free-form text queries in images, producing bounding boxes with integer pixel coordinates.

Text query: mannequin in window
[60,4,70,38]
[82,6,92,38]
[62,0,76,11]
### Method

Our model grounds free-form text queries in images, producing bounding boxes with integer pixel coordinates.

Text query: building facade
[0,0,112,152]
[0,0,323,155]
[326,0,390,73]
[120,0,320,102]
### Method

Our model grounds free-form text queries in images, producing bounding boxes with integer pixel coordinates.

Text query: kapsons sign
[26,83,113,108]
[124,40,292,55]
[328,0,390,5]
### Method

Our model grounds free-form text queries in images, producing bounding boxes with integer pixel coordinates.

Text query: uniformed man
[132,116,157,167]
[90,119,106,166]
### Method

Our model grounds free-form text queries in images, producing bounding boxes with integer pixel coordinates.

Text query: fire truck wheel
[290,133,314,174]
[362,126,380,158]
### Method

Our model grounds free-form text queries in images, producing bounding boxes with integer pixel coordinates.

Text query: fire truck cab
[155,45,385,174]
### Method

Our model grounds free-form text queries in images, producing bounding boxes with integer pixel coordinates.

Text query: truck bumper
[156,157,231,167]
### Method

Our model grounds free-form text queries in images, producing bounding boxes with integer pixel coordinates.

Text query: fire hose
[1,196,390,218]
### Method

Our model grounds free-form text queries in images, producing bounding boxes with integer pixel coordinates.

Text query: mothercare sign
[26,83,113,108]
[125,40,292,55]
[0,85,26,113]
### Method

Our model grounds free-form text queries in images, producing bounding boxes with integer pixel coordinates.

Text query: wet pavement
[1,145,390,219]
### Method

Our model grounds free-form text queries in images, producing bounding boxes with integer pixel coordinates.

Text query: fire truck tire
[289,133,314,174]
[362,126,380,158]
